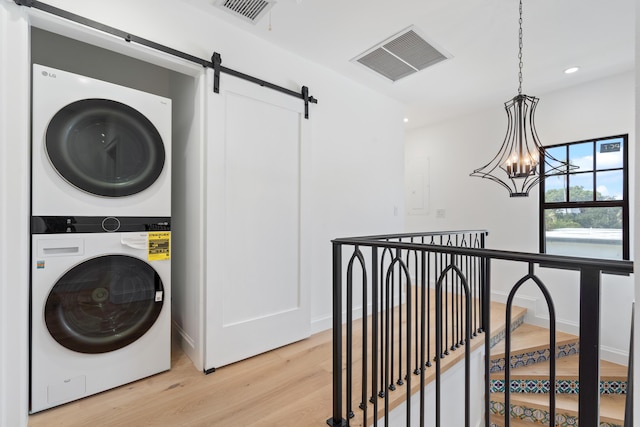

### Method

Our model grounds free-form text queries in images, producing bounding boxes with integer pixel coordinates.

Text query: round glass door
[45,99,165,197]
[44,255,164,354]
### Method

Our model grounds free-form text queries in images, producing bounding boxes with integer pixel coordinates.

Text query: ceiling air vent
[353,26,450,82]
[215,0,276,24]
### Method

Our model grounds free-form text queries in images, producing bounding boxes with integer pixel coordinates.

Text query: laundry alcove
[29,21,204,399]
[29,15,313,377]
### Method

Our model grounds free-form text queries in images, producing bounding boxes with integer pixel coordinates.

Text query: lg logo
[41,71,56,78]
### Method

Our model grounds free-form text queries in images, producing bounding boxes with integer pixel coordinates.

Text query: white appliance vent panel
[353,26,450,82]
[357,48,416,82]
[215,0,276,24]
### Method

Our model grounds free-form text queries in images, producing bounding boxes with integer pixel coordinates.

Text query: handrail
[332,237,633,275]
[334,229,490,242]
[624,303,634,427]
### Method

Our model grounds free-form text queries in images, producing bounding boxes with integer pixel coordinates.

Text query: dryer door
[45,99,165,197]
[44,255,164,354]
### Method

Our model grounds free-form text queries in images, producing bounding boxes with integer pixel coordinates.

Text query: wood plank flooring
[28,299,518,427]
[29,328,335,427]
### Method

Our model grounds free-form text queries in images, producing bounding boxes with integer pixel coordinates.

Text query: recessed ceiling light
[564,66,580,74]
[404,117,409,123]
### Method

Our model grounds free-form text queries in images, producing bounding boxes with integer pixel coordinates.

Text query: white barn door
[204,69,311,370]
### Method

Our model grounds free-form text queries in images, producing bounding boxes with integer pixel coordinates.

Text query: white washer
[32,64,171,217]
[30,228,171,413]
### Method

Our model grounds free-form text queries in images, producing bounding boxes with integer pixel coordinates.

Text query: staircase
[488,321,628,427]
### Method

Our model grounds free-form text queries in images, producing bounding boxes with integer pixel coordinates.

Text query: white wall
[406,71,635,361]
[378,346,485,427]
[308,79,406,330]
[0,1,406,424]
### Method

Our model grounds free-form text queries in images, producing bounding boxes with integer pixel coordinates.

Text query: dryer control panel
[31,216,171,234]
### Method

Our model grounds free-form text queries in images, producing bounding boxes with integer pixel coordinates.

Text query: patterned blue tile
[489,342,580,373]
[490,378,627,395]
[489,315,525,349]
[489,400,622,427]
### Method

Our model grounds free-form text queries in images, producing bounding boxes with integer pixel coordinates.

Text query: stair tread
[491,392,626,424]
[490,353,628,381]
[490,323,578,358]
[489,304,528,339]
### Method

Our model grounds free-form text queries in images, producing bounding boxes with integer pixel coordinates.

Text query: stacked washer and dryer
[30,64,172,413]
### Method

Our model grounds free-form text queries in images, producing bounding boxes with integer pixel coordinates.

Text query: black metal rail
[624,303,634,427]
[14,0,318,118]
[328,230,633,427]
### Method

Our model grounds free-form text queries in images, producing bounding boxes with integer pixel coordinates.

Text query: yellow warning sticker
[148,232,171,261]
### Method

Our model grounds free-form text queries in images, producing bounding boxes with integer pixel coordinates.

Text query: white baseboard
[172,321,203,371]
[490,291,538,320]
[601,345,631,365]
[491,291,629,365]
[311,305,366,335]
[311,298,408,335]
[173,321,196,349]
[310,314,333,335]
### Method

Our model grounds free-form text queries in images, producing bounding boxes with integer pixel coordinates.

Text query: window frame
[539,134,629,260]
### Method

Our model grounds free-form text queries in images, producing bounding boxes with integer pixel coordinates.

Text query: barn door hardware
[211,52,317,119]
[14,0,318,119]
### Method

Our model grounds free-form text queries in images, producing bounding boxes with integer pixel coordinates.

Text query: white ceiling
[184,0,635,130]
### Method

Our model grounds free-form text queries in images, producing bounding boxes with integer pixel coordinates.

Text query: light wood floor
[28,299,516,427]
[29,327,336,427]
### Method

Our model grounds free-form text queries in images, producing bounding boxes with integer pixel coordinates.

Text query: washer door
[45,99,165,197]
[44,255,164,354]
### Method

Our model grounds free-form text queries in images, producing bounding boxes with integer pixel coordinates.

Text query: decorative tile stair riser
[489,321,628,427]
[489,315,526,349]
[490,379,627,394]
[489,342,579,373]
[489,400,623,427]
[489,423,620,427]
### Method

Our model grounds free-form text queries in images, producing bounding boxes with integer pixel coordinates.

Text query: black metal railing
[624,303,634,427]
[327,231,633,427]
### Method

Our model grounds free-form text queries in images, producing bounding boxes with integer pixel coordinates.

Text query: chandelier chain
[518,0,523,95]
[471,0,576,197]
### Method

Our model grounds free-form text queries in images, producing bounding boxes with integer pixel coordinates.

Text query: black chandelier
[470,0,575,197]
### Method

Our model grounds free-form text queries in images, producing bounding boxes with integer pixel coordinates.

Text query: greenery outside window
[539,134,629,260]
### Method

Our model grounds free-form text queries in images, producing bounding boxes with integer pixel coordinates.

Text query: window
[540,135,629,260]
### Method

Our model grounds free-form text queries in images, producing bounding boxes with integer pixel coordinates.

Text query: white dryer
[32,64,171,217]
[30,222,171,413]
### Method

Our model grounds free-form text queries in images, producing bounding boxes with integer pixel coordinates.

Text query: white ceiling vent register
[353,26,450,82]
[215,0,276,24]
